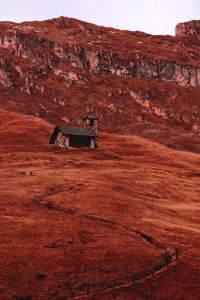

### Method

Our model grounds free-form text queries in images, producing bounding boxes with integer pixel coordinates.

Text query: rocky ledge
[175,20,200,40]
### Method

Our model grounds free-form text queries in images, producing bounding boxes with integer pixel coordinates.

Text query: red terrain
[0,17,199,300]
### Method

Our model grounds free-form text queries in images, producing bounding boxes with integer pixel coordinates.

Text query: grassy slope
[0,109,53,145]
[0,111,199,299]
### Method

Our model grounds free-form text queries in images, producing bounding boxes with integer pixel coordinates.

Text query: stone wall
[55,132,69,148]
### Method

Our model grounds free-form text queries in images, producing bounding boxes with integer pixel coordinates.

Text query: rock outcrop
[0,24,200,90]
[175,20,200,40]
[0,17,199,140]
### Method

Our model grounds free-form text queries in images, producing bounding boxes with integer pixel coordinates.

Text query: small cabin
[49,112,98,148]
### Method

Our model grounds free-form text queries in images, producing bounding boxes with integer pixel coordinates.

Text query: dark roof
[58,126,97,137]
[83,112,98,121]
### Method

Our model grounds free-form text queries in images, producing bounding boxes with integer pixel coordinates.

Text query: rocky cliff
[176,20,200,40]
[0,17,199,147]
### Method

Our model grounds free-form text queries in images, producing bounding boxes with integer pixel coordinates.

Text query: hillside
[0,120,200,299]
[0,109,53,145]
[0,17,199,152]
[0,16,200,300]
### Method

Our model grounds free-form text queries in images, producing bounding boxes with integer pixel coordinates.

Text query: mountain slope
[0,17,199,152]
[0,109,53,144]
[0,131,199,299]
[0,17,200,300]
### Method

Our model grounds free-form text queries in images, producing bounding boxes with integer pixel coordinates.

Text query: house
[49,112,98,148]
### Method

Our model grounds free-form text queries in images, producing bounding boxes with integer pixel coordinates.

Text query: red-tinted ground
[0,109,53,145]
[0,111,199,299]
[0,17,200,144]
[0,16,199,300]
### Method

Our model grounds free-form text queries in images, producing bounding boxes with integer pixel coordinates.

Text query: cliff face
[0,19,200,89]
[0,17,199,143]
[175,20,200,40]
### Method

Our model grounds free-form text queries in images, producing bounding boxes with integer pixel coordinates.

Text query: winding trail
[32,189,179,298]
